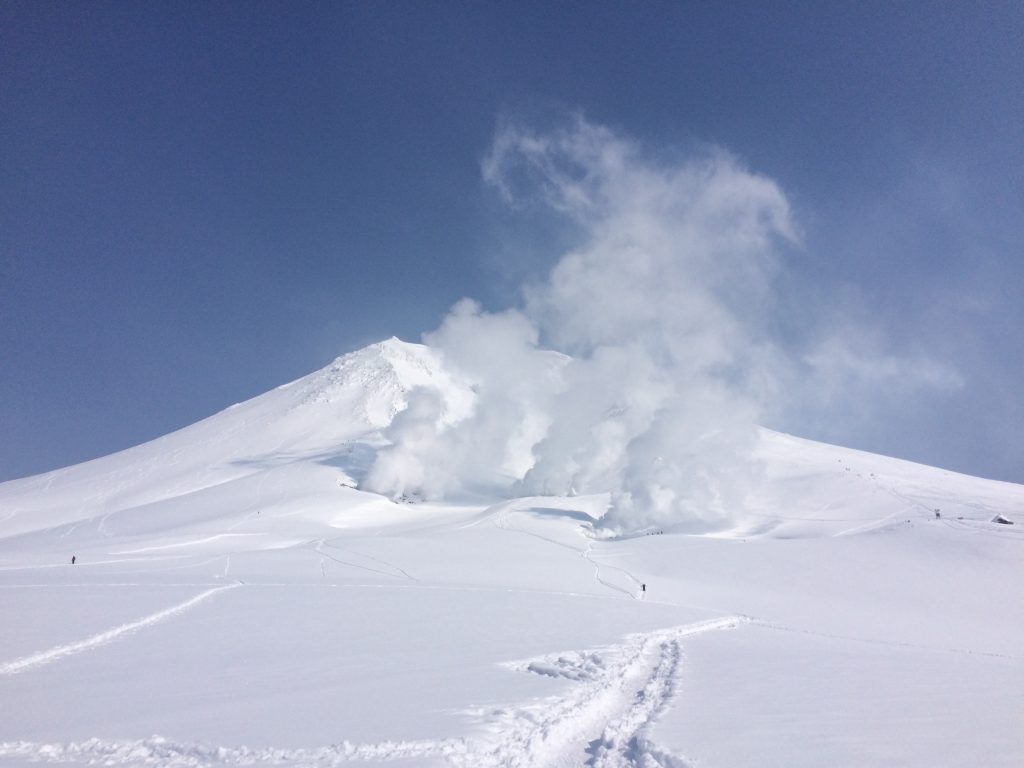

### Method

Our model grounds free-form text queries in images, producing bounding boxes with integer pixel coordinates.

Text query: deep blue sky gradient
[2,2,1022,482]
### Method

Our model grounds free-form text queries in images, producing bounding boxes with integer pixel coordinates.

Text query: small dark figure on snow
[641,583,646,593]
[935,510,941,520]
[71,555,76,565]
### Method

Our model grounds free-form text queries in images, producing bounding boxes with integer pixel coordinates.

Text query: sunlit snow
[1,339,1021,767]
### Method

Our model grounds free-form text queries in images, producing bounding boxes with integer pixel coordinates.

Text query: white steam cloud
[363,116,957,534]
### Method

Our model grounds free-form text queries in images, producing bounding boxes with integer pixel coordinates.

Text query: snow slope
[1,339,1021,767]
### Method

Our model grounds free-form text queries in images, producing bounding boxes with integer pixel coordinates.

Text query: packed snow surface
[1,339,1021,767]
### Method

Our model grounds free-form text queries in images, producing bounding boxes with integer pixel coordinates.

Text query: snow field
[1,339,1021,766]
[0,585,238,676]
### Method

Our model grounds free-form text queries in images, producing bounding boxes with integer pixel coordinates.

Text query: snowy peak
[0,337,1021,545]
[0,338,458,538]
[282,336,464,427]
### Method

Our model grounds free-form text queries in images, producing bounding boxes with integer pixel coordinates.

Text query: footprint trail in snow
[0,616,745,767]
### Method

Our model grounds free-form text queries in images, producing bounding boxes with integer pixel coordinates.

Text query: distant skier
[71,555,76,565]
[935,510,941,520]
[641,583,646,593]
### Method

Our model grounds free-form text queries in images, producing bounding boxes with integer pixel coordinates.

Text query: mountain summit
[0,339,1021,766]
[1,338,1019,543]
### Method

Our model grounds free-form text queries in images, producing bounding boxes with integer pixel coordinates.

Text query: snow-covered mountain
[1,339,1021,767]
[0,339,457,537]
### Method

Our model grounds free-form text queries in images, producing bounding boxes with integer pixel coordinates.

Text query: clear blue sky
[2,2,1022,483]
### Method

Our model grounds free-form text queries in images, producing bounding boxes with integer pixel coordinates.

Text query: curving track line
[0,584,239,676]
[0,617,745,766]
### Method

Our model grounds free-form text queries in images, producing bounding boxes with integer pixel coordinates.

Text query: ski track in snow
[753,619,1022,661]
[0,617,745,767]
[317,538,418,581]
[582,540,643,600]
[0,584,239,676]
[492,503,643,601]
[309,538,416,581]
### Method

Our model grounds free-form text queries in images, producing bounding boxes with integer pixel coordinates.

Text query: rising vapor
[364,116,795,533]
[364,116,958,534]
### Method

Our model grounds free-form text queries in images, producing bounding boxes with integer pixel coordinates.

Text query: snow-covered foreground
[1,340,1022,766]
